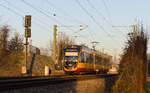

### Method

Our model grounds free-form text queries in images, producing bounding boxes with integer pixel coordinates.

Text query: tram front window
[64,56,78,69]
[65,56,78,62]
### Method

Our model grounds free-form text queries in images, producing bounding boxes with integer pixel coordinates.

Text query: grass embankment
[0,52,54,77]
[0,52,24,77]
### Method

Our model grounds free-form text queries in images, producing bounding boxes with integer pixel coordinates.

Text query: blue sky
[0,0,150,58]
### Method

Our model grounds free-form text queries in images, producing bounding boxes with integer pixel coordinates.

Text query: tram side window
[80,52,84,63]
[103,58,108,66]
[95,56,97,64]
[96,56,99,65]
[80,52,87,63]
[84,52,87,63]
[103,58,105,66]
[97,57,101,65]
[89,54,93,64]
[105,59,109,66]
[97,56,102,65]
[86,53,90,63]
[98,57,102,65]
[106,59,109,65]
[101,58,104,66]
[96,56,98,65]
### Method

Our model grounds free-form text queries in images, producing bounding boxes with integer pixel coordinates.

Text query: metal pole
[53,25,57,69]
[133,24,136,40]
[25,37,28,73]
[93,53,96,71]
[24,15,31,74]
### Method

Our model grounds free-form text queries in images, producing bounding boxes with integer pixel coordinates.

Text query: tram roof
[65,45,112,58]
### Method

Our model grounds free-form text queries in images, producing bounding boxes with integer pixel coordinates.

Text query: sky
[0,0,150,59]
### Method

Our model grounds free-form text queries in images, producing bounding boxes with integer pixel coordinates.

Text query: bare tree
[0,25,9,52]
[57,33,75,64]
[8,32,24,52]
[0,25,10,66]
[51,33,75,70]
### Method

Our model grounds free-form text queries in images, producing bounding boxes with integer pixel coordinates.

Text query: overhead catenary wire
[2,0,108,47]
[45,0,96,43]
[22,0,95,44]
[10,0,77,34]
[21,0,61,24]
[86,0,126,38]
[86,0,126,37]
[86,0,111,25]
[3,0,50,27]
[101,0,112,23]
[45,0,83,24]
[75,0,119,45]
[21,0,80,35]
[74,0,100,38]
[0,3,50,32]
[21,0,96,44]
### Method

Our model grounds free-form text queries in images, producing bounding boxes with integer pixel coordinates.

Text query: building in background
[28,45,40,55]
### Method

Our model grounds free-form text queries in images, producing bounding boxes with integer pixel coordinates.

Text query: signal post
[22,15,31,74]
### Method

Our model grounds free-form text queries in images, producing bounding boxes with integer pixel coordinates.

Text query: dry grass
[0,53,54,77]
[0,52,24,77]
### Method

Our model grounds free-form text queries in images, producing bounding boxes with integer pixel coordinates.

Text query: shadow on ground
[105,76,118,93]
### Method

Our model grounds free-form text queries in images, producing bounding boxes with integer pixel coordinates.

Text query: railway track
[0,74,118,91]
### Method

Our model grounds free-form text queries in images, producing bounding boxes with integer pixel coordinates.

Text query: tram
[63,45,112,74]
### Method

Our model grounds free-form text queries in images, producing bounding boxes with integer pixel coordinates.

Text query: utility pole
[23,15,31,74]
[133,24,136,40]
[58,31,63,70]
[53,25,57,70]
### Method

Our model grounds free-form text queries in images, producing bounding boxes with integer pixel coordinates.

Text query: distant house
[28,45,40,55]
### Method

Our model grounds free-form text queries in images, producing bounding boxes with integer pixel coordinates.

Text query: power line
[45,0,95,42]
[21,0,83,34]
[4,0,80,36]
[74,0,100,41]
[2,0,100,46]
[46,0,97,42]
[86,0,111,25]
[0,3,50,32]
[21,0,61,24]
[45,0,85,25]
[0,3,22,17]
[86,0,126,37]
[76,0,112,37]
[101,0,112,23]
[22,0,95,44]
[75,0,119,45]
[45,0,96,42]
[22,0,96,44]
[3,0,50,27]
